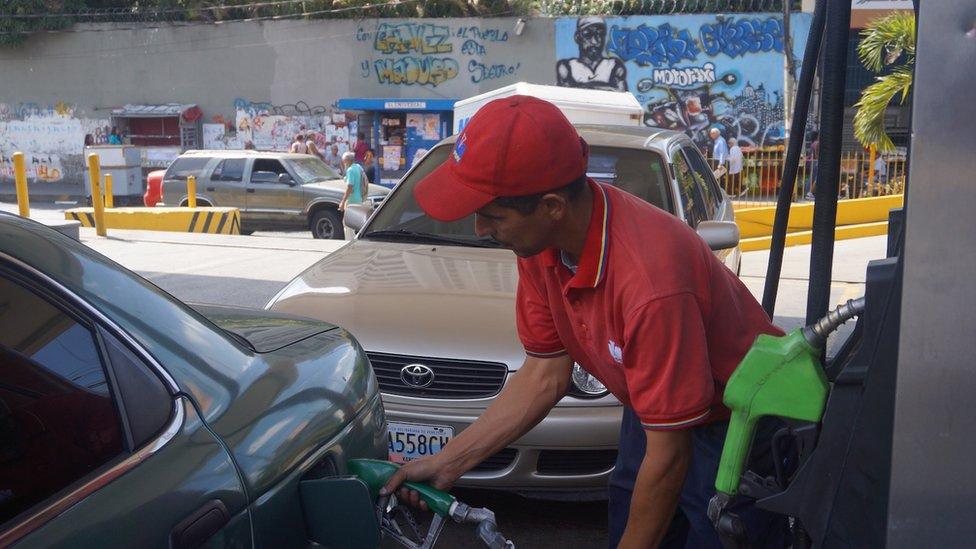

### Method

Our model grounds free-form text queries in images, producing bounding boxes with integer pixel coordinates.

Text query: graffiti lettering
[356,26,372,42]
[455,26,508,42]
[233,98,329,117]
[374,57,459,86]
[607,23,700,67]
[468,60,520,84]
[647,62,717,88]
[699,17,784,58]
[461,39,486,56]
[374,23,453,55]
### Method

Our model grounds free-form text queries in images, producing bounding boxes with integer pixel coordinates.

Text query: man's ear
[539,193,570,221]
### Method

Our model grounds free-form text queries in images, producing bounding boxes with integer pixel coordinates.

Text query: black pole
[805,0,852,328]
[761,0,827,317]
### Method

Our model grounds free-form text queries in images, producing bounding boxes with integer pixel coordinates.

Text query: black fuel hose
[805,0,852,332]
[762,0,827,317]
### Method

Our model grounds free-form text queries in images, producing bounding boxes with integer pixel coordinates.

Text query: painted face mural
[555,14,812,150]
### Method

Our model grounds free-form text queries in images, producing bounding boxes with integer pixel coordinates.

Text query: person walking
[290,133,308,154]
[354,132,369,163]
[380,96,789,549]
[338,151,367,212]
[710,127,728,168]
[727,138,745,197]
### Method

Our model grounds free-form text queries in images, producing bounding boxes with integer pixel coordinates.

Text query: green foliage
[0,0,86,46]
[853,12,916,152]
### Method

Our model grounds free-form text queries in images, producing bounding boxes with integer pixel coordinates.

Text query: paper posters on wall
[406,113,423,132]
[422,114,441,140]
[382,146,402,170]
[202,123,226,149]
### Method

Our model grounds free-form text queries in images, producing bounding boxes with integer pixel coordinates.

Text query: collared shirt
[516,180,782,430]
[712,137,729,165]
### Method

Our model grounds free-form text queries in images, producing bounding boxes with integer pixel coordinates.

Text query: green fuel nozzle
[708,299,865,543]
[348,459,515,549]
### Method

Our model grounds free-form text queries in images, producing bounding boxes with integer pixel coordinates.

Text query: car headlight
[569,363,609,398]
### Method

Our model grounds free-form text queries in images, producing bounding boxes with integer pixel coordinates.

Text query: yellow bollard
[12,152,29,218]
[186,175,197,208]
[103,173,114,208]
[87,154,107,237]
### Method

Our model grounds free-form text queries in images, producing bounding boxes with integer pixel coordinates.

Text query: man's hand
[379,455,462,512]
[377,354,574,511]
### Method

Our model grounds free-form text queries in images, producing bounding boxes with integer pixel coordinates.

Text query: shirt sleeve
[515,260,566,358]
[623,293,714,430]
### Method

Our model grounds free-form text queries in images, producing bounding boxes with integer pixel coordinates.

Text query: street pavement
[3,201,890,548]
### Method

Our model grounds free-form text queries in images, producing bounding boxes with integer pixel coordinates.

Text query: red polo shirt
[516,180,782,430]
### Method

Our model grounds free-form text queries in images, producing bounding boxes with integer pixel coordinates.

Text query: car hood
[268,240,526,370]
[303,179,390,198]
[191,303,338,352]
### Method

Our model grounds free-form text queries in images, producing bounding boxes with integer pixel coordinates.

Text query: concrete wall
[0,17,553,191]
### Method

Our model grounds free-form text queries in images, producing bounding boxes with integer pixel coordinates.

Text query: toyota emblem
[400,364,435,388]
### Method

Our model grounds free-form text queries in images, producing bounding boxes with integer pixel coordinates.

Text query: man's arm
[617,428,693,549]
[381,353,574,506]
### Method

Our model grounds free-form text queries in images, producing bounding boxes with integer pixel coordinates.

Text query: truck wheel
[310,209,342,239]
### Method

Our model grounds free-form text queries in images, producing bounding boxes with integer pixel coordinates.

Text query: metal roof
[111,103,197,117]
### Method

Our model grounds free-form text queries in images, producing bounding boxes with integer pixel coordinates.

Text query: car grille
[366,352,508,399]
[537,450,618,476]
[472,448,518,472]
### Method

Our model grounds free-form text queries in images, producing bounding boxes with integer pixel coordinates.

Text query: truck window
[164,157,210,181]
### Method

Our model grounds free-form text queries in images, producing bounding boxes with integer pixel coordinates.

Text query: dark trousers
[607,408,791,548]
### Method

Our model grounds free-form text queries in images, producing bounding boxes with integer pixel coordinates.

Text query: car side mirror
[278,173,295,185]
[343,204,370,233]
[697,220,740,251]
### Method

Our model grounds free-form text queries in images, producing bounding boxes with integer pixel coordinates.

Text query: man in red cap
[381,96,789,548]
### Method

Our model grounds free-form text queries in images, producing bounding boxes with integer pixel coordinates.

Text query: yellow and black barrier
[734,195,904,252]
[65,207,241,235]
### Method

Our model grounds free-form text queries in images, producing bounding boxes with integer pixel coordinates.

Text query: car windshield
[363,144,672,245]
[290,157,340,182]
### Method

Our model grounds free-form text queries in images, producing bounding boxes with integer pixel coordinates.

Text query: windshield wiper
[362,229,503,248]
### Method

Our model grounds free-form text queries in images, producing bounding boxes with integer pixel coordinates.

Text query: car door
[244,157,305,228]
[0,267,251,548]
[679,145,740,268]
[205,157,248,208]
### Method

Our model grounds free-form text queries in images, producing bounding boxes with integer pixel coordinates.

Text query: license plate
[387,422,453,464]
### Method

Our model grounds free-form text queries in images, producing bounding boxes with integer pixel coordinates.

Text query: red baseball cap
[414,95,589,222]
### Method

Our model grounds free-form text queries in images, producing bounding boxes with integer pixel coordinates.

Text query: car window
[212,158,246,182]
[290,157,340,182]
[365,145,673,244]
[164,156,210,181]
[251,159,289,184]
[0,274,124,525]
[672,150,708,228]
[681,146,721,217]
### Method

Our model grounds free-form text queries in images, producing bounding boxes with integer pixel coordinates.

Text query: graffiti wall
[229,98,361,160]
[555,14,812,149]
[0,102,110,184]
[355,21,522,88]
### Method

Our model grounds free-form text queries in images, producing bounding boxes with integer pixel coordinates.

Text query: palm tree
[853,12,915,153]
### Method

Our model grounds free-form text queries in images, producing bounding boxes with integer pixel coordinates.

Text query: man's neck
[552,183,594,263]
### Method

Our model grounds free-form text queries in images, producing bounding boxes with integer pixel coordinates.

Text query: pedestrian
[84,134,95,147]
[363,148,377,184]
[338,151,367,212]
[805,131,819,200]
[354,132,369,163]
[108,127,122,145]
[290,133,308,154]
[727,137,745,197]
[380,96,789,548]
[305,133,325,161]
[873,153,888,194]
[326,144,344,174]
[710,127,728,167]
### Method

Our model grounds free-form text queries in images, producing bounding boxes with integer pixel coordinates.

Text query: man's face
[475,201,556,258]
[710,129,720,140]
[575,24,606,59]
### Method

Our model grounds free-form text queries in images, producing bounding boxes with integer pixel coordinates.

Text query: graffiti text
[699,17,784,58]
[373,23,453,55]
[374,56,460,87]
[607,23,700,67]
[468,60,521,83]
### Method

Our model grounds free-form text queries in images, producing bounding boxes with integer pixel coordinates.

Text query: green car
[0,213,386,547]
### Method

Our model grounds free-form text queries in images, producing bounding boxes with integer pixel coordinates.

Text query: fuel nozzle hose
[802,297,866,347]
[449,502,515,549]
